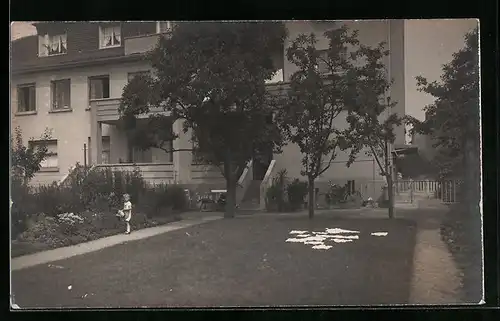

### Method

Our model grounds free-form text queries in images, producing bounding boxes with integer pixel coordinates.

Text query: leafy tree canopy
[10,126,53,184]
[406,27,479,179]
[120,22,288,217]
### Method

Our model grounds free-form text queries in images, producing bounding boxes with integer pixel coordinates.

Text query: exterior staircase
[238,180,262,211]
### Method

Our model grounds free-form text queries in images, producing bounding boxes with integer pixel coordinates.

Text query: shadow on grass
[440,203,483,303]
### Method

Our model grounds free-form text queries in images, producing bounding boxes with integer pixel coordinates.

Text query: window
[316,50,330,74]
[127,71,150,83]
[156,21,172,34]
[102,136,111,164]
[51,79,71,110]
[315,50,348,75]
[191,133,203,164]
[17,84,36,112]
[163,140,174,163]
[132,147,153,163]
[99,25,121,49]
[29,140,58,169]
[87,136,111,164]
[38,34,67,56]
[89,76,110,100]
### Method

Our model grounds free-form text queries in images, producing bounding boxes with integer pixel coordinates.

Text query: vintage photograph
[10,20,482,308]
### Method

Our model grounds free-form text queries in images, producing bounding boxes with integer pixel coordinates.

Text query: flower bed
[11,211,182,258]
[11,164,188,258]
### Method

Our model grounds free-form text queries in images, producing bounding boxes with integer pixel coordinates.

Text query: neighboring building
[10,20,476,207]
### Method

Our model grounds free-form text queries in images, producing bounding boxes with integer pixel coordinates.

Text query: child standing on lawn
[117,194,133,234]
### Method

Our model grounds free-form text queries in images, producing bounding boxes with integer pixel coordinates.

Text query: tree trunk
[384,139,394,219]
[223,151,236,219]
[387,174,394,219]
[225,174,236,219]
[308,176,315,219]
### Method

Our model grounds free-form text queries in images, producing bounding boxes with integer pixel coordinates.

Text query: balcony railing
[91,98,170,122]
[124,34,161,56]
[95,163,175,185]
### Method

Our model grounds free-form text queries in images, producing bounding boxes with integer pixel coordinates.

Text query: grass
[440,203,483,303]
[12,214,417,308]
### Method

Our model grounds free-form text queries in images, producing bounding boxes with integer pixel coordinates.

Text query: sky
[10,21,36,41]
[404,19,478,120]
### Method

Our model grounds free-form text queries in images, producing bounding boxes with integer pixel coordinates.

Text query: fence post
[446,181,450,203]
[410,179,414,203]
[453,180,457,203]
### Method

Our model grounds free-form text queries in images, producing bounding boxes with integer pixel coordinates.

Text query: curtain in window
[90,79,104,100]
[17,87,36,112]
[29,86,36,111]
[53,80,70,109]
[158,21,171,33]
[59,34,67,53]
[18,88,26,112]
[102,26,121,47]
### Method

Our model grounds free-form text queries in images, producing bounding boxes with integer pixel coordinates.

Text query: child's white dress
[123,201,132,222]
[123,201,132,234]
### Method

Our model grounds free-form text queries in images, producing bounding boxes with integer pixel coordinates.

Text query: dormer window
[156,21,173,34]
[38,33,67,57]
[99,25,121,49]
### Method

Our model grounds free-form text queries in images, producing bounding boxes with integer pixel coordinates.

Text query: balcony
[124,34,161,56]
[91,98,170,122]
[95,163,175,185]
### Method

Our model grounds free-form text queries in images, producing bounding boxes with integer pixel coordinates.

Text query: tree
[10,126,53,185]
[341,41,402,219]
[120,22,288,218]
[276,25,366,219]
[406,28,480,215]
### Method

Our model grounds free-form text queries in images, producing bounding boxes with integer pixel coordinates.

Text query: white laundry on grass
[286,227,388,250]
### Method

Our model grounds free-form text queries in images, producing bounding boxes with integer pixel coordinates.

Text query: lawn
[11,214,417,308]
[440,204,483,303]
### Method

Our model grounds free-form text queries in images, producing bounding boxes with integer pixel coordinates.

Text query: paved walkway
[409,215,463,305]
[11,214,222,271]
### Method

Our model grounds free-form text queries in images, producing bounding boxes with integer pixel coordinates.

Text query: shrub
[113,169,126,197]
[152,183,171,210]
[125,166,145,203]
[325,182,347,206]
[10,181,37,239]
[287,179,308,211]
[166,185,188,211]
[32,183,83,217]
[135,183,186,217]
[17,213,68,248]
[265,170,288,212]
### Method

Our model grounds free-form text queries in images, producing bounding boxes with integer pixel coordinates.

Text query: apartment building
[12,20,472,207]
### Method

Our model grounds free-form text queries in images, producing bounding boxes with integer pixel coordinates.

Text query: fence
[395,179,461,204]
[395,180,439,195]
